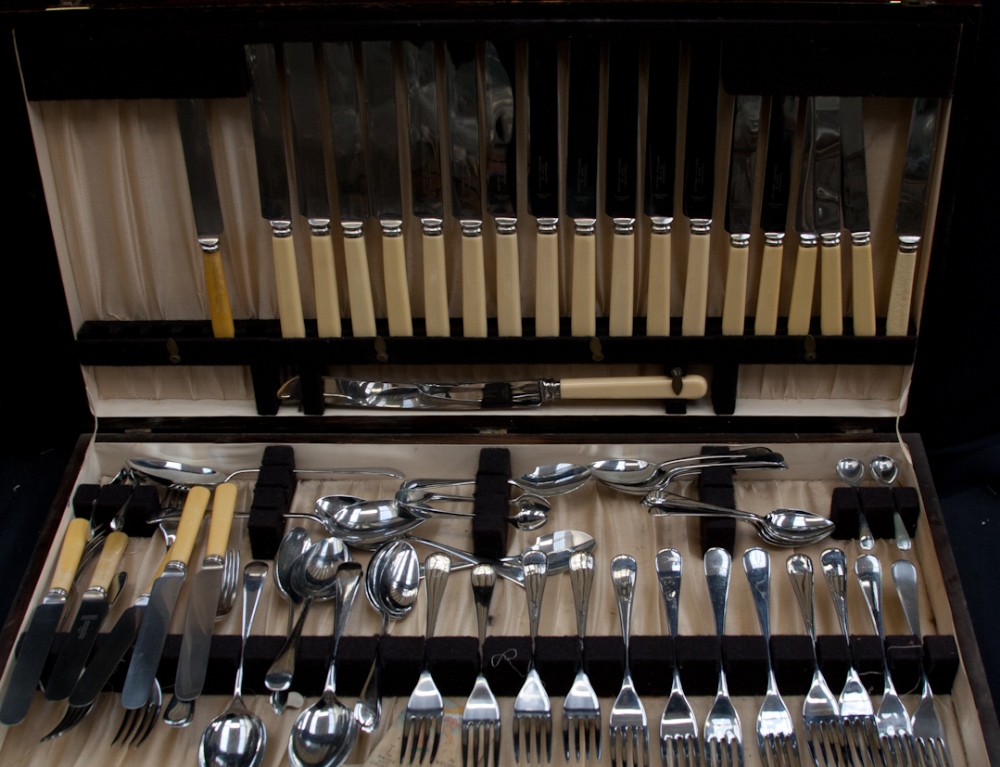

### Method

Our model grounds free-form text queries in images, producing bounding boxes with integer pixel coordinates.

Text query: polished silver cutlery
[462,564,502,767]
[703,548,743,767]
[814,95,844,336]
[835,457,875,551]
[787,96,818,336]
[512,550,553,763]
[839,96,876,337]
[562,551,601,762]
[608,554,649,767]
[871,455,913,551]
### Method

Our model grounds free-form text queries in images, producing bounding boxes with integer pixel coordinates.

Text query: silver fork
[743,548,799,767]
[892,560,954,767]
[703,548,743,767]
[788,554,847,767]
[608,555,649,767]
[513,550,553,764]
[111,677,161,748]
[856,555,918,767]
[563,551,601,763]
[215,547,240,617]
[401,553,451,764]
[462,564,502,767]
[655,549,700,767]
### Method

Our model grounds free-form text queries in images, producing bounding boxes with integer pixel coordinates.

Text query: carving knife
[787,97,818,336]
[120,486,210,709]
[284,42,341,338]
[680,42,721,336]
[0,518,90,725]
[362,40,412,336]
[754,95,798,335]
[527,40,560,337]
[405,40,450,336]
[445,40,486,337]
[886,96,940,336]
[606,40,640,336]
[172,483,238,703]
[484,41,520,337]
[813,95,844,336]
[643,41,679,337]
[721,94,762,335]
[566,39,600,337]
[42,531,129,702]
[324,41,377,337]
[176,98,235,339]
[840,97,875,337]
[246,44,306,338]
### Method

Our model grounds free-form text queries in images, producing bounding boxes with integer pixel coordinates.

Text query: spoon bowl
[511,463,591,495]
[870,455,899,487]
[835,457,865,488]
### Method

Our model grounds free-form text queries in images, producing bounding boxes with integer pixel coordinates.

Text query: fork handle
[611,555,637,659]
[891,559,921,636]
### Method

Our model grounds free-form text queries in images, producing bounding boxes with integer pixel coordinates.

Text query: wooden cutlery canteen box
[1,0,997,765]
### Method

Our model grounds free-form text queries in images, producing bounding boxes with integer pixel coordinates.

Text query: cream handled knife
[813,96,844,336]
[787,97,818,336]
[840,97,875,337]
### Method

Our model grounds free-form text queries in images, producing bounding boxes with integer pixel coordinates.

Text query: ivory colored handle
[343,234,377,337]
[886,245,917,336]
[155,486,210,578]
[202,251,234,339]
[88,531,129,591]
[423,233,450,337]
[49,518,92,593]
[205,483,238,559]
[646,231,671,336]
[681,231,711,336]
[272,234,306,338]
[311,232,342,338]
[382,234,413,337]
[496,231,522,336]
[570,232,596,337]
[721,244,749,335]
[820,240,843,335]
[559,375,708,400]
[754,242,783,335]
[534,230,560,337]
[851,240,876,337]
[609,232,634,336]
[462,235,487,338]
[787,240,818,335]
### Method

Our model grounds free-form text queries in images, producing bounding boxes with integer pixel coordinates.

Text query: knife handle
[202,249,235,339]
[534,224,560,337]
[721,239,749,335]
[646,229,672,336]
[88,531,128,592]
[820,237,844,335]
[851,239,876,337]
[423,231,451,337]
[343,225,377,337]
[754,240,783,335]
[787,237,818,335]
[382,230,413,337]
[571,226,596,337]
[272,231,306,338]
[609,225,635,336]
[461,231,487,338]
[50,518,92,593]
[681,228,711,336]
[496,226,522,336]
[560,375,708,401]
[156,486,210,577]
[887,241,918,336]
[311,230,342,338]
[206,483,238,559]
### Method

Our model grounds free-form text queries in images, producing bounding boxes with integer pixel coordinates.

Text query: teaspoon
[870,455,912,551]
[836,458,875,551]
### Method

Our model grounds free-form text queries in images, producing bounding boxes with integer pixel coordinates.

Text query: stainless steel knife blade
[839,96,876,337]
[787,96,818,336]
[813,95,844,335]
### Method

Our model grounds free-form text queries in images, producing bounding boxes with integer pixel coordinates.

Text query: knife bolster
[460,220,483,238]
[495,216,517,236]
[421,217,444,237]
[573,218,597,237]
[851,231,872,247]
[650,216,672,236]
[536,216,558,235]
[379,219,403,238]
[613,217,635,236]
[197,237,220,254]
[689,217,711,235]
[307,219,331,237]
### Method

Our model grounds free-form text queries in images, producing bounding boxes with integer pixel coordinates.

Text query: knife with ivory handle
[813,96,844,335]
[839,97,875,337]
[787,97,818,336]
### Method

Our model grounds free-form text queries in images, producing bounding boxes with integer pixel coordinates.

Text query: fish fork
[703,548,743,767]
[513,550,553,763]
[608,555,649,767]
[111,677,161,748]
[744,548,800,767]
[401,553,451,764]
[788,554,847,767]
[563,551,601,762]
[856,555,918,767]
[462,564,502,767]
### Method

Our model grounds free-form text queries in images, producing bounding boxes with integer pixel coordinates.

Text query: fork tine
[934,738,953,767]
[461,724,470,767]
[609,727,619,767]
[595,719,602,762]
[401,716,412,763]
[418,718,430,765]
[430,716,443,764]
[513,714,522,763]
[494,721,502,767]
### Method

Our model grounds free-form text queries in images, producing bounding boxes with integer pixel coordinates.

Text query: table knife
[886,96,940,336]
[813,95,844,336]
[484,41,521,337]
[680,42,721,337]
[172,482,238,703]
[754,95,798,335]
[362,40,413,336]
[643,41,679,336]
[606,40,640,337]
[120,486,209,709]
[246,43,306,338]
[176,98,235,339]
[285,42,341,338]
[405,39,450,337]
[527,40,560,337]
[445,40,486,338]
[721,94,762,335]
[839,97,876,337]
[0,518,90,725]
[43,531,128,702]
[787,97,818,336]
[324,41,377,337]
[566,39,600,337]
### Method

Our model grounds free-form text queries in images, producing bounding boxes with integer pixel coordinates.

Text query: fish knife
[840,97,875,337]
[787,97,818,336]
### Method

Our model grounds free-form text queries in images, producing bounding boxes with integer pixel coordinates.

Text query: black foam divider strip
[925,635,960,694]
[262,445,296,468]
[887,634,924,695]
[473,448,512,560]
[852,635,888,694]
[816,635,852,693]
[830,487,860,539]
[120,485,162,538]
[831,485,923,541]
[71,484,161,538]
[858,487,895,539]
[72,484,100,519]
[249,446,296,560]
[895,487,921,537]
[773,636,815,695]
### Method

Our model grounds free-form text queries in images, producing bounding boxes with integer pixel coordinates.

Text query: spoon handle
[265,596,313,692]
[704,547,731,641]
[611,555,637,666]
[326,563,362,695]
[237,562,268,699]
[655,548,682,641]
[786,554,817,644]
[820,548,851,641]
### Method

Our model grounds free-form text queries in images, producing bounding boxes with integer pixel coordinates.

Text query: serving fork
[512,550,552,763]
[562,551,601,762]
[608,555,649,767]
[704,547,744,767]
[462,564,502,767]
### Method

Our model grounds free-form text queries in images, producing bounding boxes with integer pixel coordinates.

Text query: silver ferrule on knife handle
[308,218,331,237]
[886,235,921,336]
[571,218,597,337]
[819,231,843,336]
[197,236,220,254]
[646,216,673,337]
[421,217,444,237]
[495,217,517,235]
[377,219,412,336]
[650,217,672,236]
[613,217,636,236]
[851,231,871,247]
[681,219,712,337]
[535,217,560,337]
[269,220,306,338]
[754,232,785,336]
[787,233,818,335]
[460,220,483,238]
[610,217,636,336]
[340,220,377,337]
[460,219,487,337]
[722,233,750,336]
[421,218,450,337]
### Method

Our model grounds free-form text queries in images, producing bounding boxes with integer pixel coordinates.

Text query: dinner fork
[743,548,799,767]
[401,553,451,764]
[703,547,743,767]
[608,555,649,767]
[513,550,553,763]
[563,551,601,762]
[655,549,700,767]
[892,560,954,767]
[788,554,847,767]
[856,555,918,767]
[462,564,502,767]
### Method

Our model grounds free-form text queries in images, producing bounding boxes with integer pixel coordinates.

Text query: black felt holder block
[925,635,959,694]
[256,464,295,490]
[485,636,531,695]
[121,485,161,537]
[723,635,768,696]
[859,487,895,539]
[830,486,861,539]
[535,636,579,695]
[262,445,296,468]
[473,448,512,560]
[336,636,378,696]
[816,634,852,694]
[583,636,624,697]
[478,447,512,476]
[248,506,285,560]
[699,450,737,555]
[72,484,100,519]
[677,635,721,696]
[772,635,815,695]
[851,635,887,694]
[700,485,736,508]
[426,637,479,696]
[887,634,924,696]
[894,487,921,536]
[629,636,672,696]
[381,636,425,696]
[94,483,133,529]
[292,636,337,695]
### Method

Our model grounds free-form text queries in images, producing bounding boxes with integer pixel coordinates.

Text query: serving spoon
[593,452,787,495]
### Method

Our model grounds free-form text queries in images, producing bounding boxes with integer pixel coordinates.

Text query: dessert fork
[608,555,649,767]
[704,547,744,767]
[462,564,502,767]
[562,551,601,762]
[513,550,552,763]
